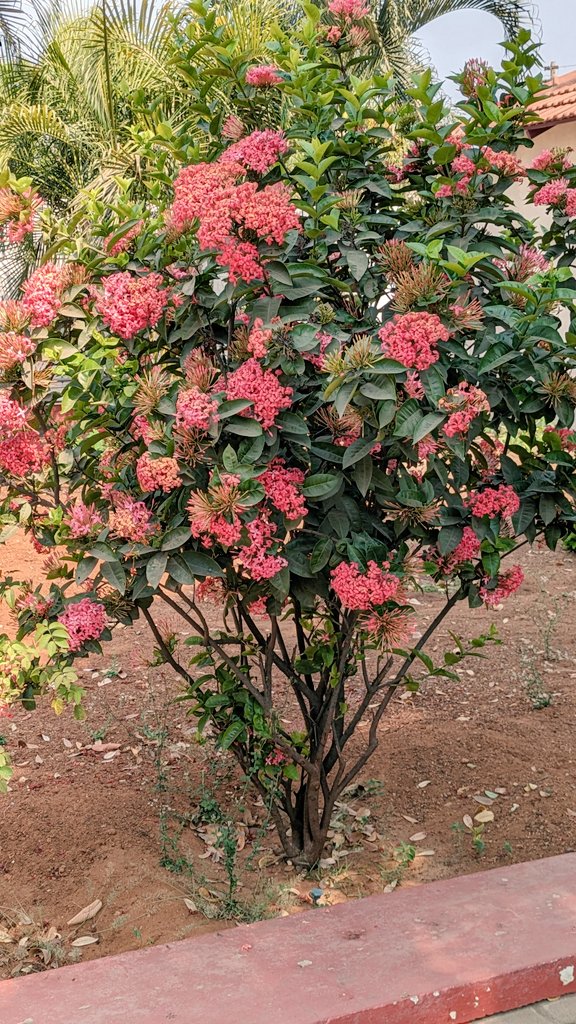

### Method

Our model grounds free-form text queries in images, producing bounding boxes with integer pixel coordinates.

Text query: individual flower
[136,453,182,493]
[225,359,292,429]
[95,271,170,340]
[330,560,403,611]
[59,598,107,651]
[247,318,273,358]
[67,500,104,538]
[362,607,415,650]
[108,494,158,542]
[245,65,283,87]
[176,387,220,432]
[480,565,524,607]
[378,311,450,371]
[467,485,520,519]
[260,459,307,521]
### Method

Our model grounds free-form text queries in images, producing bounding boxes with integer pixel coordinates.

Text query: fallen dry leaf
[0,929,14,943]
[463,814,474,830]
[472,795,494,807]
[474,809,494,824]
[62,738,73,748]
[67,899,103,926]
[183,898,197,913]
[71,935,99,947]
[417,780,431,789]
[401,814,418,825]
[409,832,427,842]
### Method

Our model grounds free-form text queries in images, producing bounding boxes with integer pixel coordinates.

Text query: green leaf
[218,399,253,418]
[345,249,369,281]
[342,437,375,469]
[438,525,463,556]
[225,417,262,436]
[88,542,117,562]
[76,556,98,585]
[146,552,168,590]
[481,550,500,577]
[354,455,373,496]
[360,380,396,401]
[310,537,333,573]
[412,412,445,443]
[161,527,192,551]
[219,720,246,750]
[182,551,224,578]
[101,559,127,595]
[302,473,342,499]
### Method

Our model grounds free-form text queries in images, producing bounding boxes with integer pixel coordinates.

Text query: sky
[418,0,576,91]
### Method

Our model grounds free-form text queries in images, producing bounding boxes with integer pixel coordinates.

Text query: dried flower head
[391,262,450,313]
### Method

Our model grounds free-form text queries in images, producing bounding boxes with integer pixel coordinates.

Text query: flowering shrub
[0,15,575,860]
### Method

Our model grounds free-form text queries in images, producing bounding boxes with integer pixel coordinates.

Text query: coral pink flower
[0,395,28,434]
[21,262,66,327]
[531,148,572,172]
[109,494,158,542]
[245,65,283,86]
[326,25,342,43]
[533,178,569,208]
[222,114,245,141]
[461,57,489,97]
[362,607,415,650]
[330,560,403,611]
[378,311,450,371]
[221,130,288,175]
[543,426,576,453]
[440,382,490,437]
[452,154,476,176]
[95,271,170,340]
[136,453,182,493]
[417,436,439,461]
[104,220,144,256]
[0,332,36,370]
[483,146,524,179]
[467,485,520,519]
[404,371,424,399]
[260,459,307,521]
[68,500,104,538]
[225,358,292,429]
[328,0,369,19]
[59,598,107,651]
[176,387,220,432]
[480,565,524,607]
[237,515,287,580]
[247,318,273,358]
[439,526,481,574]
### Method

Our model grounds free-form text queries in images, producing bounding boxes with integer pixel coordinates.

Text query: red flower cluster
[168,144,299,284]
[225,358,292,429]
[95,271,170,340]
[480,565,524,608]
[137,453,182,493]
[0,430,50,477]
[378,311,450,371]
[330,560,403,611]
[21,261,67,328]
[439,526,481,575]
[59,598,107,651]
[238,515,287,581]
[221,130,288,175]
[439,382,490,437]
[533,178,576,217]
[245,65,283,86]
[467,485,520,519]
[260,459,307,521]
[176,387,220,432]
[247,318,273,358]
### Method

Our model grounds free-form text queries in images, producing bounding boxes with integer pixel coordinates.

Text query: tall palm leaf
[376,0,535,86]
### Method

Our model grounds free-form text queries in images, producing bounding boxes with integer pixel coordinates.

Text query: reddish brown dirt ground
[1,534,575,977]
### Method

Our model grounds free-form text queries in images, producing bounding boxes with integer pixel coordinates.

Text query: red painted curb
[1,854,576,1024]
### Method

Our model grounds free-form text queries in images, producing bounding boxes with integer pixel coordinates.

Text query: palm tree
[376,0,535,86]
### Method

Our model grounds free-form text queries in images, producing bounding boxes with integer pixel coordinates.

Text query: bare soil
[1,534,575,978]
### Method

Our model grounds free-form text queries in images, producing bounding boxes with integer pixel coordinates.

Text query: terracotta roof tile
[531,70,576,127]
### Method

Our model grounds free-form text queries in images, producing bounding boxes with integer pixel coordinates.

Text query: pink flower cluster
[0,186,41,244]
[21,262,66,328]
[440,382,490,437]
[483,146,524,180]
[168,148,299,284]
[109,494,158,542]
[467,485,520,519]
[136,453,182,493]
[237,514,287,581]
[59,598,107,651]
[0,429,50,477]
[404,371,424,399]
[247,318,273,358]
[480,565,524,608]
[0,332,36,370]
[439,526,481,574]
[225,358,292,429]
[531,148,572,173]
[0,395,28,433]
[544,426,576,454]
[260,458,307,521]
[494,244,550,281]
[245,65,283,87]
[221,130,288,175]
[330,560,402,611]
[68,500,103,538]
[176,387,219,432]
[533,178,576,217]
[460,57,489,97]
[95,272,170,340]
[378,312,450,371]
[328,0,369,20]
[132,414,155,444]
[105,220,144,256]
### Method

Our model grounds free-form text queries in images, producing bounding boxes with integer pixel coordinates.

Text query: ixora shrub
[1,9,576,863]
